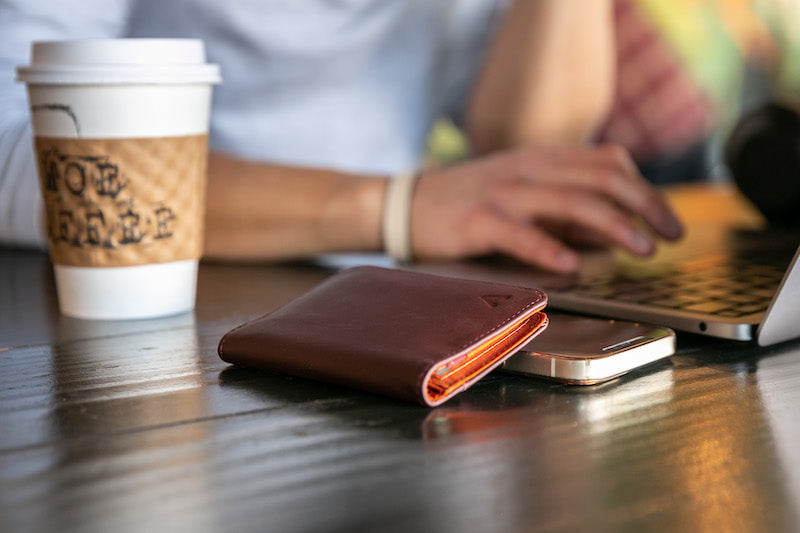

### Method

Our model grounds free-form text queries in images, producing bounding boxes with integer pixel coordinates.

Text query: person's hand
[410,143,683,272]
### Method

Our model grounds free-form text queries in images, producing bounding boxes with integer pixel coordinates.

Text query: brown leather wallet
[218,266,548,406]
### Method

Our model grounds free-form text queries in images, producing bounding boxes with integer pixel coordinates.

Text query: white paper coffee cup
[17,39,221,320]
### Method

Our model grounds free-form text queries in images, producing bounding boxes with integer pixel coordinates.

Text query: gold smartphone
[502,314,676,385]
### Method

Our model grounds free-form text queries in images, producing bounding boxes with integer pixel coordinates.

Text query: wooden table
[2,185,800,532]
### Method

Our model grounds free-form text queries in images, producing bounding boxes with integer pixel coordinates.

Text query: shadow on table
[218,365,432,439]
[217,353,677,444]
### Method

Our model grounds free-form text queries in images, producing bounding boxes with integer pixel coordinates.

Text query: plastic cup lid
[16,39,221,85]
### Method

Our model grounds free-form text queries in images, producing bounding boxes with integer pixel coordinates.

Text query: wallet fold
[218,266,547,406]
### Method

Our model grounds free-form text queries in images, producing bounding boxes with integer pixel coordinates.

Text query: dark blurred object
[725,102,800,227]
[639,141,708,185]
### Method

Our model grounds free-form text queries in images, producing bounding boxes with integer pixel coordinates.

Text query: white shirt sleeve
[0,0,132,248]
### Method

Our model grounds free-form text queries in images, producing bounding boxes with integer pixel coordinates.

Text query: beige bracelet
[382,171,418,263]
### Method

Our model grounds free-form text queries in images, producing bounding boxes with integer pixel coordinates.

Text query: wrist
[382,172,419,263]
[319,174,386,253]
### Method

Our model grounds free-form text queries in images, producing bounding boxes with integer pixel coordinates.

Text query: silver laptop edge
[407,241,800,346]
[546,242,800,345]
[757,244,800,346]
[546,291,759,342]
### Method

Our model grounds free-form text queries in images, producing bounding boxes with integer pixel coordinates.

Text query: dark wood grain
[2,239,800,532]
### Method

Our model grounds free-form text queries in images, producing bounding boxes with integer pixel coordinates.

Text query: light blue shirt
[0,0,505,247]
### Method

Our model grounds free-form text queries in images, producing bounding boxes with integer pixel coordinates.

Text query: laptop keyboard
[562,254,787,318]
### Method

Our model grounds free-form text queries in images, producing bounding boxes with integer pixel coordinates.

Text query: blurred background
[428,0,800,188]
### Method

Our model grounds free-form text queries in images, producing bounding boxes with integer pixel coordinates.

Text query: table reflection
[34,320,219,532]
[421,352,797,531]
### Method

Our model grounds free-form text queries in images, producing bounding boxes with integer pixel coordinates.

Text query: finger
[511,144,683,240]
[494,183,657,257]
[468,208,580,272]
[536,220,609,249]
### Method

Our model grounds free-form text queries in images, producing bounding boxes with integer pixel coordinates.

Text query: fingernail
[631,231,654,255]
[664,216,683,239]
[557,250,579,271]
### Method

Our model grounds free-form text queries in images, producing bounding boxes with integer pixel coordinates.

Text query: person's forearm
[203,151,386,261]
[467,0,615,152]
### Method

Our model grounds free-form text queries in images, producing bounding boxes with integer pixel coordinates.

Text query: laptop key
[737,303,770,315]
[680,301,734,314]
[723,292,762,304]
[613,287,668,302]
[716,309,748,317]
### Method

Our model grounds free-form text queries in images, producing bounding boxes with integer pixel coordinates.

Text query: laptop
[409,226,800,347]
[544,229,800,346]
